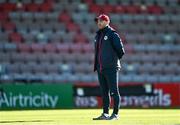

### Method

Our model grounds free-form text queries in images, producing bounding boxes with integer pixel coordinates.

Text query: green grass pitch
[0,109,180,125]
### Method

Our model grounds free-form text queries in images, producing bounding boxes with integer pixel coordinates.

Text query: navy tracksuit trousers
[97,68,120,115]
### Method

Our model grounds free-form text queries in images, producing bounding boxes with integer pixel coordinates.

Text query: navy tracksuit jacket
[94,26,125,115]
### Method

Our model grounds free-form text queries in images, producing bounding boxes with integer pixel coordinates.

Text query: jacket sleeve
[110,32,125,59]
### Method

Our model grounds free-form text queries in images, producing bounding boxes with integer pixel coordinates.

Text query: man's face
[96,19,107,29]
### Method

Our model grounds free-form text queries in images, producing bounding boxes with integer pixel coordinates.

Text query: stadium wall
[74,83,180,108]
[0,83,180,110]
[0,84,73,110]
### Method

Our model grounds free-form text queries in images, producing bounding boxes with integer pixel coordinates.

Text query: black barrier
[74,83,155,96]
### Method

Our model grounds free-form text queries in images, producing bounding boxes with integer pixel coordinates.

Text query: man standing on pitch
[93,14,125,120]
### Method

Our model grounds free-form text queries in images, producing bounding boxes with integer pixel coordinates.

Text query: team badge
[104,36,108,40]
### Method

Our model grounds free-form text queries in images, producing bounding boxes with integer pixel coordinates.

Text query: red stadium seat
[73,32,88,43]
[25,3,39,12]
[147,5,164,14]
[0,12,8,22]
[0,3,16,12]
[114,5,126,13]
[2,22,16,31]
[9,32,23,43]
[58,12,72,23]
[66,22,80,32]
[39,3,52,12]
[101,5,114,13]
[126,5,141,14]
[89,4,102,13]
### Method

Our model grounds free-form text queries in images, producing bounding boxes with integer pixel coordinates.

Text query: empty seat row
[0,52,94,64]
[0,72,98,83]
[122,62,180,75]
[0,2,53,12]
[2,62,93,74]
[90,4,165,14]
[1,72,179,83]
[119,74,180,83]
[91,0,180,7]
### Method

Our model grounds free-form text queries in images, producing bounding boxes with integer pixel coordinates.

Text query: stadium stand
[0,0,180,84]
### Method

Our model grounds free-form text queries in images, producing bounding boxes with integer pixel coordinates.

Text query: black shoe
[93,113,109,120]
[108,114,119,120]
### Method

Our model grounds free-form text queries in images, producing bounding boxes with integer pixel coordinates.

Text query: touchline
[0,92,59,108]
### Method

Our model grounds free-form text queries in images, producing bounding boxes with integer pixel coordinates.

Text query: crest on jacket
[104,36,108,40]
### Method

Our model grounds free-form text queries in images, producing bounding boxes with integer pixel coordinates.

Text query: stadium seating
[0,0,180,84]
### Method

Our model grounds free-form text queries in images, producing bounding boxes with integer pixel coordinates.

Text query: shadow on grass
[0,120,54,123]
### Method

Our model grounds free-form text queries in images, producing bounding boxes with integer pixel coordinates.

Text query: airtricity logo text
[0,92,59,108]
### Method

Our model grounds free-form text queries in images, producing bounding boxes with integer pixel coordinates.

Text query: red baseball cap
[94,14,110,22]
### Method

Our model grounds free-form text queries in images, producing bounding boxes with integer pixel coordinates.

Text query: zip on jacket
[98,33,104,73]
